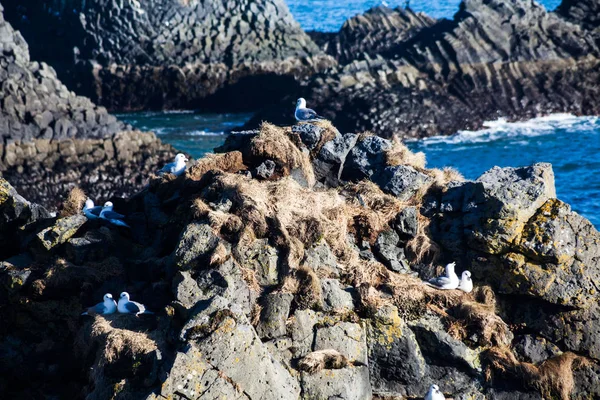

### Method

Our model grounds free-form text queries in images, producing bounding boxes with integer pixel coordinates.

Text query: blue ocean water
[118,0,599,227]
[286,0,563,31]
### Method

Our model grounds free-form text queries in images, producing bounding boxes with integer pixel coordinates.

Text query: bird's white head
[446,262,456,272]
[462,270,471,280]
[103,201,114,209]
[430,384,441,393]
[119,292,130,301]
[296,98,307,109]
[103,293,113,301]
[85,199,95,209]
[175,153,188,163]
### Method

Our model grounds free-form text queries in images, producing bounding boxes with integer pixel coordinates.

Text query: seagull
[425,384,445,400]
[81,293,117,315]
[118,292,154,315]
[100,201,130,228]
[458,270,473,293]
[159,153,189,177]
[83,198,103,220]
[295,98,324,122]
[426,262,459,290]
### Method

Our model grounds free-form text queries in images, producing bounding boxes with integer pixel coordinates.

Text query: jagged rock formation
[557,0,600,30]
[0,4,175,208]
[309,6,436,64]
[247,0,600,138]
[1,119,599,399]
[3,0,334,111]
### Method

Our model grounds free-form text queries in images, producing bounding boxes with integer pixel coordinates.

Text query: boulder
[321,279,355,312]
[314,322,368,365]
[256,292,294,340]
[341,135,392,181]
[300,366,372,400]
[34,214,87,252]
[392,206,418,239]
[373,230,410,273]
[293,124,322,150]
[376,165,432,201]
[174,223,219,270]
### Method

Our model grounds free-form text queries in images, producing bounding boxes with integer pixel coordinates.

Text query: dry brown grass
[40,257,123,292]
[293,265,323,310]
[454,286,512,347]
[385,136,426,170]
[427,167,465,190]
[188,151,245,180]
[485,347,586,400]
[192,198,211,219]
[297,349,349,374]
[250,303,263,327]
[210,242,229,266]
[405,213,441,266]
[249,123,315,186]
[91,317,157,366]
[60,187,87,217]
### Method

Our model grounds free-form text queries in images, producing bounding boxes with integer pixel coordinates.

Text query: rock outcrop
[1,119,599,399]
[0,4,175,208]
[3,0,334,111]
[247,0,600,138]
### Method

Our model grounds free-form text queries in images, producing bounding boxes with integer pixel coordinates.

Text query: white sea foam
[415,114,599,146]
[153,128,226,136]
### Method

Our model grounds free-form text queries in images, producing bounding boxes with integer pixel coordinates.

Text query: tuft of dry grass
[249,123,315,186]
[192,198,211,219]
[91,317,157,366]
[250,303,263,327]
[188,151,246,180]
[385,136,426,170]
[485,347,587,400]
[427,167,465,190]
[297,349,349,374]
[454,286,512,348]
[210,242,229,266]
[60,187,87,217]
[40,257,123,292]
[405,212,441,266]
[293,266,323,311]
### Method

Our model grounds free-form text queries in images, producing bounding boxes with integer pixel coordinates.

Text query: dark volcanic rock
[315,6,436,64]
[0,5,176,208]
[247,0,600,138]
[557,0,600,31]
[4,0,334,111]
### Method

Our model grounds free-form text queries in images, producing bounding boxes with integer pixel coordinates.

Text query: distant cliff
[4,0,334,112]
[0,4,175,209]
[247,0,600,138]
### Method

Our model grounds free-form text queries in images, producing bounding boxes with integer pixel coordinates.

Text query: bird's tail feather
[111,220,130,228]
[81,312,89,316]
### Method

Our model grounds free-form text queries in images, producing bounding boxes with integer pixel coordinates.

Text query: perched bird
[118,292,153,315]
[425,384,445,400]
[159,153,189,177]
[295,98,324,122]
[100,201,129,228]
[83,198,103,220]
[426,262,459,290]
[458,270,473,293]
[81,293,117,316]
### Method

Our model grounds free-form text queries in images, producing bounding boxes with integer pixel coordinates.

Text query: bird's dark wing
[125,301,142,314]
[160,162,176,173]
[90,206,103,216]
[296,108,322,121]
[102,210,125,219]
[88,302,106,315]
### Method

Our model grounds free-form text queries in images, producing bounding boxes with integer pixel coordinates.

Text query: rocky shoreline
[4,0,600,139]
[1,119,599,399]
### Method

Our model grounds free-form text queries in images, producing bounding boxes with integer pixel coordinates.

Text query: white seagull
[83,198,103,220]
[458,270,473,293]
[295,98,324,122]
[100,201,130,228]
[159,153,189,177]
[425,384,445,400]
[118,292,154,315]
[81,293,117,315]
[426,262,460,290]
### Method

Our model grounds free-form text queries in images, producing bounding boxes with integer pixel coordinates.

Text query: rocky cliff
[246,0,600,138]
[0,4,175,209]
[1,119,599,399]
[3,0,334,111]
